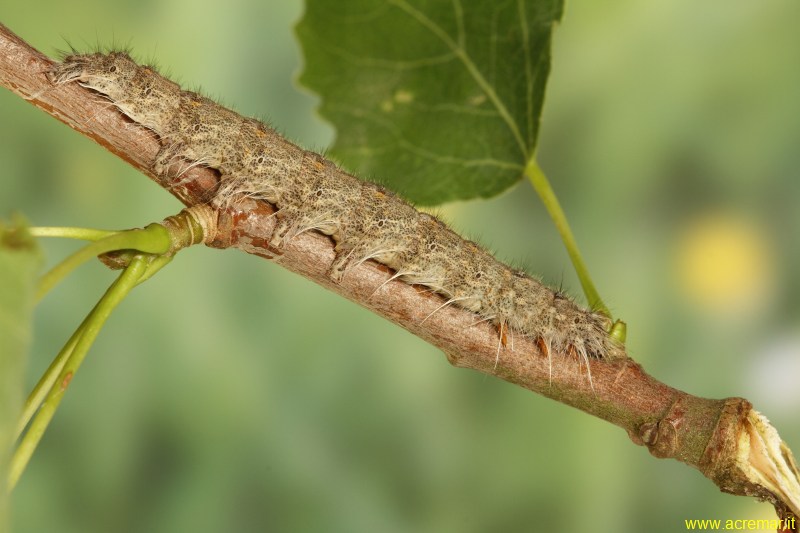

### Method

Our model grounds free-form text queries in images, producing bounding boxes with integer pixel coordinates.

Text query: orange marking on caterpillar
[496,322,508,348]
[536,336,549,357]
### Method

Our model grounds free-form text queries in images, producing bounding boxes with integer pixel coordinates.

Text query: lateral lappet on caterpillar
[48,52,625,374]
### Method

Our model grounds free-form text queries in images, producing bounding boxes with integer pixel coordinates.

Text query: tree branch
[1,22,797,526]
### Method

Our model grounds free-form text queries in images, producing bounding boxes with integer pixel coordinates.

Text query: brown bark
[1,21,797,527]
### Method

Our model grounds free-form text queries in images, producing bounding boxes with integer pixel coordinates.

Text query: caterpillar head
[49,52,140,98]
[49,52,179,131]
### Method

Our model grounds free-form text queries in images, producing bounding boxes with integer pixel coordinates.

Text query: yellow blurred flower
[674,212,774,317]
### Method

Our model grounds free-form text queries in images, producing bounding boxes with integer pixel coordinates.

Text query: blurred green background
[2,1,799,531]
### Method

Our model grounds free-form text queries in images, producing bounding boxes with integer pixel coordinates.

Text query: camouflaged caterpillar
[48,51,624,374]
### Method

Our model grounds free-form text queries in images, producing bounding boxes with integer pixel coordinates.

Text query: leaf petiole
[524,158,613,319]
[29,226,118,241]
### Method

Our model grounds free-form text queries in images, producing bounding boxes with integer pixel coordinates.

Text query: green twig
[14,316,83,440]
[10,212,205,489]
[134,254,173,285]
[35,224,171,302]
[14,253,171,442]
[8,254,154,490]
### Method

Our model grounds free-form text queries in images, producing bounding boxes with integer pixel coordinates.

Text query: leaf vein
[332,105,523,171]
[388,0,528,158]
[326,42,457,70]
[452,0,465,49]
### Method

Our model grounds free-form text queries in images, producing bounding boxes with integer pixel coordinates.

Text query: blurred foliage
[0,219,40,532]
[1,1,799,532]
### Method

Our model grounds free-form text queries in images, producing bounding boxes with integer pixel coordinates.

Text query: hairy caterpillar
[48,51,624,372]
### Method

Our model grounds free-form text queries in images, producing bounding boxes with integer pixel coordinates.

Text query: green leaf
[297,0,563,205]
[0,217,40,527]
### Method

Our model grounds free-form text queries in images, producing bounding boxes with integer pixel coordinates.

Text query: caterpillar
[48,51,624,373]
